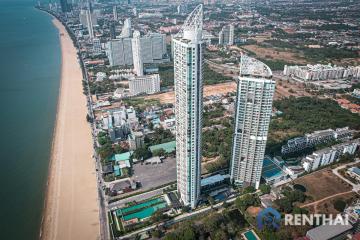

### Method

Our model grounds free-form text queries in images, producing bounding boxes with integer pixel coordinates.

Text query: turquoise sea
[0,0,61,239]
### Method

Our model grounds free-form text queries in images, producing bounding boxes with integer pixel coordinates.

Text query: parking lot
[132,157,176,191]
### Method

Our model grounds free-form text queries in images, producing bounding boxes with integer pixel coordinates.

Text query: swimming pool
[123,202,167,221]
[116,197,168,221]
[243,230,259,240]
[116,198,163,216]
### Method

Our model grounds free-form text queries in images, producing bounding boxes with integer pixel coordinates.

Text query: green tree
[339,153,354,163]
[292,207,308,214]
[181,205,190,213]
[274,198,293,213]
[151,229,162,238]
[243,186,256,194]
[133,147,152,160]
[235,194,255,211]
[148,121,154,130]
[98,143,113,160]
[114,144,124,154]
[212,230,228,240]
[259,184,271,194]
[152,148,166,157]
[203,213,224,234]
[163,232,178,240]
[333,200,346,212]
[207,196,215,206]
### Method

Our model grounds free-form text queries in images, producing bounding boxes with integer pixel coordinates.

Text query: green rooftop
[149,141,176,154]
[110,151,133,162]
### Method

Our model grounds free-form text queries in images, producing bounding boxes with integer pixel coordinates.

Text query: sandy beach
[41,18,100,240]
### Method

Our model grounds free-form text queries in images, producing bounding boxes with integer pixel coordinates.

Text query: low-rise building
[347,167,360,182]
[302,138,360,172]
[149,141,176,155]
[353,89,360,99]
[284,64,360,82]
[344,199,360,233]
[282,127,354,155]
[128,74,160,95]
[96,71,106,81]
[306,223,353,240]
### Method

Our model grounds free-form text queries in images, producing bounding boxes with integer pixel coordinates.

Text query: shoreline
[40,16,100,240]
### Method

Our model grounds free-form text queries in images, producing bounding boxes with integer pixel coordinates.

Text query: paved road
[76,31,110,240]
[108,185,171,210]
[332,159,360,192]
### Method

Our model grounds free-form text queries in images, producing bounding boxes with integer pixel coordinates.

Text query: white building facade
[106,38,133,66]
[128,74,160,95]
[85,9,94,40]
[132,31,144,76]
[230,55,275,188]
[93,38,101,54]
[173,5,204,208]
[302,139,360,172]
[106,33,167,67]
[120,18,132,38]
[283,64,360,81]
[219,24,234,46]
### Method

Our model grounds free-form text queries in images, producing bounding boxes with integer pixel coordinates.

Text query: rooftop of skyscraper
[240,54,273,79]
[175,4,203,42]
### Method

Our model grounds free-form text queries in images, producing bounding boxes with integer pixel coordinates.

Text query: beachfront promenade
[40,18,100,240]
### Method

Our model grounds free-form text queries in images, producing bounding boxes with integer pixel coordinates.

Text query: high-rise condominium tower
[113,6,118,21]
[60,0,70,13]
[173,4,203,208]
[86,9,94,40]
[120,18,132,38]
[230,54,275,189]
[219,24,234,46]
[132,31,143,76]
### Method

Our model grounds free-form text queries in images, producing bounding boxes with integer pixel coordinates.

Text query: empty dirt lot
[294,168,352,202]
[146,82,237,104]
[274,80,312,100]
[304,191,357,214]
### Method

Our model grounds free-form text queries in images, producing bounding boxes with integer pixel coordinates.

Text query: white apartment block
[173,5,203,208]
[302,138,360,172]
[128,74,160,96]
[218,24,234,46]
[230,54,275,189]
[93,38,101,54]
[106,33,167,67]
[106,38,133,66]
[284,64,360,81]
[281,127,354,155]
